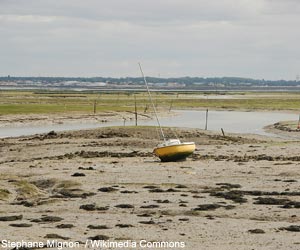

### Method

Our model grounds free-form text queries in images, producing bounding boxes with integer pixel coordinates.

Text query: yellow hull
[153,143,196,162]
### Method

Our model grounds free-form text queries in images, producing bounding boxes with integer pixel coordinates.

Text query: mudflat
[0,126,299,250]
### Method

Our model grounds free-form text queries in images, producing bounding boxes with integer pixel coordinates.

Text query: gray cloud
[0,0,299,79]
[0,0,259,23]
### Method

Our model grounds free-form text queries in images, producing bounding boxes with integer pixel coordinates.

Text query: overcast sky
[0,0,299,79]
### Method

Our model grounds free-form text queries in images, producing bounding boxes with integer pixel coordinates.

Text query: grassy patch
[171,98,300,110]
[1,90,300,115]
[16,180,44,199]
[0,189,10,200]
[54,180,81,189]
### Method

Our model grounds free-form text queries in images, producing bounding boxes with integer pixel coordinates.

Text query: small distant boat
[139,63,196,162]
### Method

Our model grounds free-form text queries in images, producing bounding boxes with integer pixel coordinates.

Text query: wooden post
[144,104,148,113]
[93,100,97,114]
[298,114,300,129]
[221,128,225,137]
[169,99,173,112]
[134,95,138,126]
[205,109,208,130]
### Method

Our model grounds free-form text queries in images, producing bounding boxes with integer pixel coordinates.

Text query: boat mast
[138,63,166,142]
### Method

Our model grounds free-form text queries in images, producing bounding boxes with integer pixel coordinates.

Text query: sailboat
[139,63,196,162]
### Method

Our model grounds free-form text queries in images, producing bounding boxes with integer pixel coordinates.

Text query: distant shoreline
[2,85,300,92]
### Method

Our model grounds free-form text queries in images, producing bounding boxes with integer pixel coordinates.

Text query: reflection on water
[0,110,297,138]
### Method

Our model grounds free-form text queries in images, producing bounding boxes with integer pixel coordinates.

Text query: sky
[0,0,300,80]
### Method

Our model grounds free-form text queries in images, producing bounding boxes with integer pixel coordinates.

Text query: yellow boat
[139,63,196,162]
[153,139,196,162]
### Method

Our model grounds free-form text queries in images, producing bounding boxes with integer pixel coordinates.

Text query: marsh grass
[54,180,81,190]
[1,90,300,115]
[172,98,300,110]
[0,189,10,200]
[16,180,45,199]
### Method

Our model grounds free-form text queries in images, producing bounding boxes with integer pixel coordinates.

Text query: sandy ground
[0,112,139,129]
[0,125,299,250]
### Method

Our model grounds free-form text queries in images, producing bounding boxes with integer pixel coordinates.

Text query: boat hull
[153,143,196,162]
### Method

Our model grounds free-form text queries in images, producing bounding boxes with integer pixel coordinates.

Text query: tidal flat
[0,126,299,250]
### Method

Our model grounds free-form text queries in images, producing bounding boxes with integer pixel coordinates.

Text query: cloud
[0,0,299,79]
[0,0,263,24]
[263,0,300,15]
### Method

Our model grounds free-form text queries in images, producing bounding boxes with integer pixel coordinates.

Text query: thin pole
[221,128,225,137]
[134,94,138,126]
[169,99,173,112]
[138,63,166,142]
[93,100,97,114]
[205,109,208,130]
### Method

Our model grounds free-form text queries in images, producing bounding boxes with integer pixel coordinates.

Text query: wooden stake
[93,100,97,114]
[144,104,148,113]
[169,99,173,112]
[221,128,225,137]
[205,109,208,130]
[134,95,138,126]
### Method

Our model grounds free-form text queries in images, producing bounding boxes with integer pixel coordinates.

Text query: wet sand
[0,126,300,250]
[0,112,144,128]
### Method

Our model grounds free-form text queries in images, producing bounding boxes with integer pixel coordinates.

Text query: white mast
[138,63,166,142]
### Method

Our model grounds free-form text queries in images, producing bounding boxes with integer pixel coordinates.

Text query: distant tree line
[0,76,299,86]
